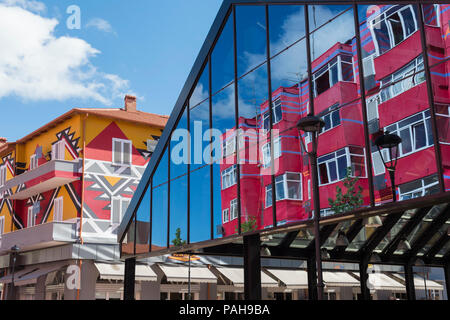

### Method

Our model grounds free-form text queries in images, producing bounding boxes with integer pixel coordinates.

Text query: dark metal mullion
[424,234,449,262]
[416,3,445,193]
[232,5,242,235]
[149,179,153,253]
[187,102,191,244]
[382,206,432,258]
[265,4,277,229]
[167,140,171,249]
[133,211,137,255]
[209,55,214,240]
[352,2,375,206]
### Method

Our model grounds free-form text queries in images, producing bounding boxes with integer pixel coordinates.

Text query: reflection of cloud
[86,18,116,34]
[190,83,209,108]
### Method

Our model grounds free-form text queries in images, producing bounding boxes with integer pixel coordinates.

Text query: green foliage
[328,167,364,214]
[235,215,258,234]
[172,228,186,246]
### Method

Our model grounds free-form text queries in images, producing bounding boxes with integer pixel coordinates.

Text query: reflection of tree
[172,228,186,247]
[235,215,258,234]
[328,167,364,214]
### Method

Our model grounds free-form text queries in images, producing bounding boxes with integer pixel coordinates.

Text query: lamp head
[10,245,20,253]
[296,114,325,133]
[375,131,402,149]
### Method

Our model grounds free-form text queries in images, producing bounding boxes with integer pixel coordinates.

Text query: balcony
[0,159,81,200]
[0,219,78,254]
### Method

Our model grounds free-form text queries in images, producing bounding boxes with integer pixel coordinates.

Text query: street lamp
[374,131,402,202]
[9,245,20,300]
[297,114,325,300]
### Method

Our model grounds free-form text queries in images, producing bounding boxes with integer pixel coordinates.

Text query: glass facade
[120,2,450,257]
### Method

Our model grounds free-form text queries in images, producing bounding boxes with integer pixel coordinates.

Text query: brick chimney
[124,95,137,112]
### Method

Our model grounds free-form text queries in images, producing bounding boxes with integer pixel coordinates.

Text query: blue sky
[0,0,222,141]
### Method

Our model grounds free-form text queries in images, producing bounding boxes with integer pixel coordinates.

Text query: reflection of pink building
[219,4,450,235]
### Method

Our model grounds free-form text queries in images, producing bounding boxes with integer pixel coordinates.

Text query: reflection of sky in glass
[152,148,169,248]
[170,175,188,246]
[213,163,225,239]
[190,166,212,243]
[238,64,268,119]
[190,100,210,170]
[190,63,209,108]
[211,15,234,94]
[236,5,267,77]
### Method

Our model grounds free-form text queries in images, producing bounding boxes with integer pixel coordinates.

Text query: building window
[30,154,38,170]
[320,106,341,134]
[262,98,283,131]
[318,147,366,186]
[320,208,336,217]
[0,165,6,186]
[112,138,132,165]
[147,139,158,153]
[399,175,440,201]
[221,165,237,190]
[52,140,65,160]
[380,55,425,103]
[265,173,302,207]
[313,55,354,97]
[423,4,440,26]
[111,197,131,225]
[370,5,418,55]
[262,137,281,168]
[230,199,238,221]
[27,207,36,227]
[222,209,229,224]
[0,216,4,239]
[436,104,450,144]
[222,136,236,158]
[53,197,63,222]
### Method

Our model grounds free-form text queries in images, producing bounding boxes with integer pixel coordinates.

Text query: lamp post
[374,131,402,202]
[9,245,20,300]
[297,114,325,300]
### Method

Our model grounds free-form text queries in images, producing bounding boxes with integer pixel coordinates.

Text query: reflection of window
[27,207,36,227]
[221,165,237,190]
[262,99,282,131]
[320,208,335,217]
[54,197,63,222]
[223,209,229,223]
[265,173,302,207]
[384,110,433,159]
[399,175,439,201]
[30,154,38,170]
[313,55,353,97]
[436,104,450,144]
[52,140,65,160]
[262,137,281,168]
[0,216,4,239]
[320,107,341,134]
[318,147,366,186]
[380,55,425,103]
[222,136,236,158]
[422,4,440,27]
[0,165,6,186]
[111,197,131,225]
[230,199,238,221]
[370,5,418,55]
[113,138,132,165]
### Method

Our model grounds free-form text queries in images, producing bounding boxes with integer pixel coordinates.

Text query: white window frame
[366,94,381,123]
[221,165,237,190]
[53,197,63,222]
[0,165,6,187]
[423,4,440,27]
[222,136,236,158]
[0,216,5,239]
[110,196,131,225]
[398,176,440,201]
[30,154,38,171]
[318,147,367,186]
[112,138,132,165]
[319,107,341,135]
[262,137,281,168]
[265,172,303,208]
[222,209,230,224]
[436,104,450,145]
[380,55,425,103]
[313,55,354,97]
[262,98,283,131]
[230,199,238,221]
[52,140,65,160]
[27,207,36,227]
[383,110,433,160]
[146,139,158,153]
[369,5,419,56]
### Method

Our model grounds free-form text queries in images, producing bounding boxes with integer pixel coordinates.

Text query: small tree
[235,215,258,234]
[328,167,364,214]
[172,228,186,246]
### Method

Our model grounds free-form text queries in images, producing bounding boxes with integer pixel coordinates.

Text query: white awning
[94,263,157,282]
[215,267,278,287]
[353,272,405,291]
[266,269,308,289]
[0,262,67,286]
[393,274,444,291]
[323,272,360,287]
[158,265,217,283]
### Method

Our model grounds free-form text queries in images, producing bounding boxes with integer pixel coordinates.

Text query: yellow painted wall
[0,149,15,235]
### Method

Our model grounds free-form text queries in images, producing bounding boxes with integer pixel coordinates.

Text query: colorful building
[0,95,168,299]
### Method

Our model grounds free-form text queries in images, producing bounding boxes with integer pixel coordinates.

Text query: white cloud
[0,3,132,105]
[86,17,115,34]
[0,0,45,13]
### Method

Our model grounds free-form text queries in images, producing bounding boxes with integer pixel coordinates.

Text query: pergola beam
[424,234,449,263]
